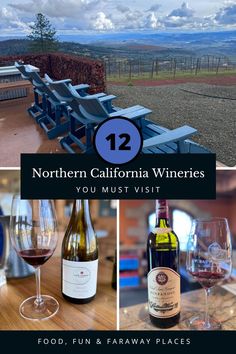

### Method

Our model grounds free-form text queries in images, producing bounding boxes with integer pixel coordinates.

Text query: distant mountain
[57,30,236,45]
[0,38,193,60]
[58,30,236,57]
[0,39,30,56]
[0,29,236,60]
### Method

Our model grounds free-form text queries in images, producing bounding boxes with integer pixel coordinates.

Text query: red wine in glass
[19,249,53,267]
[10,197,59,320]
[186,217,232,330]
[189,269,226,289]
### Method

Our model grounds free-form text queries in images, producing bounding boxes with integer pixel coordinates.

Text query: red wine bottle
[147,200,180,328]
[61,200,98,304]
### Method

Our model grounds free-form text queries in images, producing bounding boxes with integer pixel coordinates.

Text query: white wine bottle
[147,200,180,328]
[61,200,98,303]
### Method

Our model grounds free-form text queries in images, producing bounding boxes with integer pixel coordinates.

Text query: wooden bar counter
[0,257,116,330]
[120,284,236,330]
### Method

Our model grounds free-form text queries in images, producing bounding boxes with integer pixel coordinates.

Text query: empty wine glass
[186,217,232,330]
[10,196,59,320]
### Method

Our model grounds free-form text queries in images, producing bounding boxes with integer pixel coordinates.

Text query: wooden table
[120,285,236,330]
[0,257,116,330]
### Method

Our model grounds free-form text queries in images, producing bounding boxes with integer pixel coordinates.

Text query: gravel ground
[108,83,236,166]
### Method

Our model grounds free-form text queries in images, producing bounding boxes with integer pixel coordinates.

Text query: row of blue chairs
[16,62,210,154]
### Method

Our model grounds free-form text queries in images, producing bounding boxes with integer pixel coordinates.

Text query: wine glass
[186,217,232,330]
[10,196,59,320]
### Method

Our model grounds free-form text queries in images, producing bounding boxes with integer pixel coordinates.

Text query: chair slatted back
[26,69,60,103]
[68,84,109,121]
[15,62,33,82]
[44,73,54,84]
[49,81,74,102]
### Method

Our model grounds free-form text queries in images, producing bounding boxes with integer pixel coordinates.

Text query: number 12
[106,133,131,151]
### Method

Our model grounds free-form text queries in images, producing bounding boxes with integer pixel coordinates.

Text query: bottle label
[151,227,172,235]
[148,267,180,319]
[62,259,98,299]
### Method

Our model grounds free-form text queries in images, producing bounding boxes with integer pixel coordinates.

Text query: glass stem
[204,288,211,329]
[35,267,43,306]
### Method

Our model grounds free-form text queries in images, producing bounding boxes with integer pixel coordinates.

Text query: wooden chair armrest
[99,95,116,102]
[109,105,151,117]
[74,84,90,91]
[143,125,197,148]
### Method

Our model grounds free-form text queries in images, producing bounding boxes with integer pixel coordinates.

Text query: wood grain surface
[0,257,116,330]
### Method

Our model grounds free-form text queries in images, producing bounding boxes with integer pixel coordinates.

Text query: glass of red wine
[186,217,232,330]
[10,196,59,320]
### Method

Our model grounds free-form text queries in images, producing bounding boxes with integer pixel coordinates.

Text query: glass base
[187,314,221,330]
[19,295,59,321]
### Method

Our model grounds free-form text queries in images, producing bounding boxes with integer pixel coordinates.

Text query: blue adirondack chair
[142,124,197,153]
[24,68,72,139]
[47,79,118,113]
[16,63,93,139]
[25,69,99,139]
[15,62,46,120]
[44,73,90,98]
[16,63,210,154]
[45,75,117,113]
[141,123,210,153]
[56,83,209,154]
[47,81,119,152]
[56,84,152,153]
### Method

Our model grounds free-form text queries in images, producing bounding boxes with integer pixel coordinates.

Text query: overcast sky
[0,0,236,35]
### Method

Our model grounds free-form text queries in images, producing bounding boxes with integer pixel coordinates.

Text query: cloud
[116,5,130,13]
[168,2,194,18]
[109,9,144,29]
[7,0,160,31]
[92,12,114,30]
[145,12,159,29]
[111,9,162,30]
[1,0,236,34]
[146,4,161,13]
[163,16,190,28]
[215,2,236,25]
[9,0,107,19]
[161,1,200,28]
[162,14,215,29]
[8,0,111,31]
[125,10,142,23]
[0,6,29,31]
